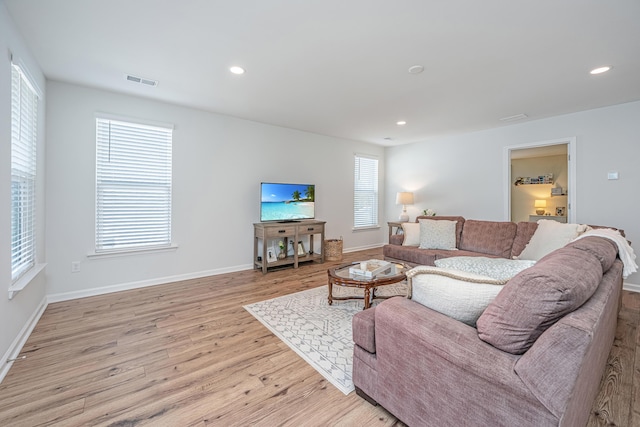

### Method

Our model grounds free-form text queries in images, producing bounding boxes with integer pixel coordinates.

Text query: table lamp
[535,199,547,215]
[396,192,414,222]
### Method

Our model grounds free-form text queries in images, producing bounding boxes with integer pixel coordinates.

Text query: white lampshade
[396,192,414,205]
[535,199,547,215]
[396,192,414,222]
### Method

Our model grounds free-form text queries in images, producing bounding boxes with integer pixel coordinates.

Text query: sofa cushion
[419,219,458,250]
[565,236,618,272]
[407,266,506,326]
[516,220,587,261]
[435,256,536,281]
[477,246,603,354]
[416,215,465,247]
[401,222,420,246]
[383,244,438,265]
[511,221,538,258]
[458,220,517,258]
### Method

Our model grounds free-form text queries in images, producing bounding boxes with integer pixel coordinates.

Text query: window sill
[352,225,381,232]
[8,263,47,300]
[87,244,178,259]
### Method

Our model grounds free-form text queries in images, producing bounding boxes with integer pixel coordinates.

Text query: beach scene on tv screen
[261,183,315,221]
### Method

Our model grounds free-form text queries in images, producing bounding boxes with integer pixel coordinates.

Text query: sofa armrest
[375,297,521,387]
[372,297,553,426]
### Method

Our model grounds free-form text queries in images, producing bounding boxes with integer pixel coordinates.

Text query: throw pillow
[434,256,536,281]
[516,220,587,261]
[418,219,457,250]
[407,266,506,326]
[401,222,421,246]
[476,246,603,354]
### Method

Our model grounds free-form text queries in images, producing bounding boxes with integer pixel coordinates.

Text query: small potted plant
[278,240,286,259]
[422,209,436,216]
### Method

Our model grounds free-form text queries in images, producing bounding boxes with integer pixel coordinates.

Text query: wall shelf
[514,173,553,186]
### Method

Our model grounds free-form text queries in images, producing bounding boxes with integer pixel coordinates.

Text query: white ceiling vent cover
[126,74,158,87]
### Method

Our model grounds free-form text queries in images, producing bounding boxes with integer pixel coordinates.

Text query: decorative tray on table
[348,259,394,278]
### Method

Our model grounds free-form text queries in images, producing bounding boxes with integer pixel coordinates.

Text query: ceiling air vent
[126,74,158,87]
[499,113,528,122]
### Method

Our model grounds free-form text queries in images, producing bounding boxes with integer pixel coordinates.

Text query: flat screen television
[260,182,315,222]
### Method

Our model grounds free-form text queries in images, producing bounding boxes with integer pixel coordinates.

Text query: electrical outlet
[71,261,81,273]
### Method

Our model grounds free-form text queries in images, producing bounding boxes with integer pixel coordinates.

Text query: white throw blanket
[572,228,638,278]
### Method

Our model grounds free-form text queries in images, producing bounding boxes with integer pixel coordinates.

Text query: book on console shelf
[349,259,394,278]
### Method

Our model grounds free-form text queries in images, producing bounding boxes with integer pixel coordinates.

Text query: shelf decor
[514,173,553,186]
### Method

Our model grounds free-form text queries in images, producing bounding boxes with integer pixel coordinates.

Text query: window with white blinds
[353,154,379,229]
[96,118,173,253]
[11,64,39,282]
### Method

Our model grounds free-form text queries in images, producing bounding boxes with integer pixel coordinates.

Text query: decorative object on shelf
[267,246,278,263]
[515,173,553,186]
[551,185,564,196]
[422,208,436,216]
[535,199,547,215]
[291,240,306,257]
[325,237,343,261]
[556,206,566,216]
[278,240,286,259]
[396,192,414,222]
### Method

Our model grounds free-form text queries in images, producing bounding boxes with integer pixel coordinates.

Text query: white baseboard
[0,296,48,384]
[47,263,254,303]
[623,282,640,293]
[343,243,385,253]
[47,244,386,303]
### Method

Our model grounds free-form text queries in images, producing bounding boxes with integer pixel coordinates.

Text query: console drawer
[298,224,324,235]
[265,226,297,238]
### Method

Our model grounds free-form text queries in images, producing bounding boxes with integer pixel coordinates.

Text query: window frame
[94,115,174,255]
[10,63,39,283]
[353,153,379,230]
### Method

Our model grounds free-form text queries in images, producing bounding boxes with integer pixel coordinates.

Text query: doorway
[504,137,576,223]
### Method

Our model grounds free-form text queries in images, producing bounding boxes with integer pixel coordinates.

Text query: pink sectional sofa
[354,217,625,426]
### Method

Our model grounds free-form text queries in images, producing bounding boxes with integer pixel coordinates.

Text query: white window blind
[354,154,379,228]
[96,118,173,252]
[11,64,38,282]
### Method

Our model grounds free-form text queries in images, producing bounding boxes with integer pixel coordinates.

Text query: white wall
[385,101,640,285]
[0,2,47,379]
[45,81,385,298]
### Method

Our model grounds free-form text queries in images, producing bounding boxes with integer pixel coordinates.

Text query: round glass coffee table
[327,261,409,310]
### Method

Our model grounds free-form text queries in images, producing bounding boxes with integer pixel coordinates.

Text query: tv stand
[253,220,326,274]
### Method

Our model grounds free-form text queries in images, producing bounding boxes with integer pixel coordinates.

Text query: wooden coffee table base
[327,262,408,310]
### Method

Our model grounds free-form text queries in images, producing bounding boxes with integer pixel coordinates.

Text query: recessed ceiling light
[396,121,407,126]
[230,66,246,75]
[590,66,611,75]
[408,65,424,74]
[383,137,393,141]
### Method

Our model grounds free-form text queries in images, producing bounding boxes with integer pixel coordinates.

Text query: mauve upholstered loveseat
[353,231,624,426]
[383,215,540,266]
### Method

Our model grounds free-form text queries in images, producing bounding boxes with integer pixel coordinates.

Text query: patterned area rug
[243,282,407,395]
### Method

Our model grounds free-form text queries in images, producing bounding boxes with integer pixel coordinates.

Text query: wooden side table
[387,221,405,241]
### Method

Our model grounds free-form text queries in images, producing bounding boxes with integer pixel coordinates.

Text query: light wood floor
[0,248,638,426]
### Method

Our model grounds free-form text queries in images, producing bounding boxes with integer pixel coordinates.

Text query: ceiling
[4,0,640,146]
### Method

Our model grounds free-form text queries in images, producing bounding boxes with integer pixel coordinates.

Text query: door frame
[503,137,577,223]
